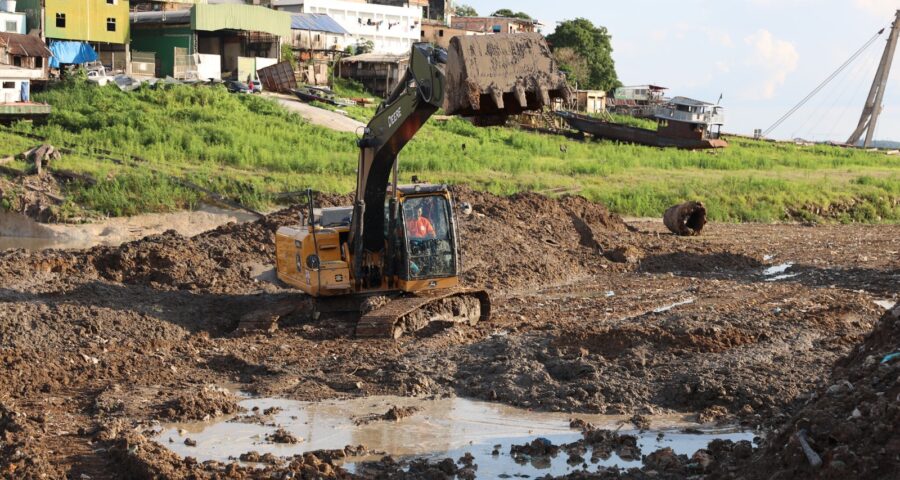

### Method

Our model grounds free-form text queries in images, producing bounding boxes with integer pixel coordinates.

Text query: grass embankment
[1,79,897,223]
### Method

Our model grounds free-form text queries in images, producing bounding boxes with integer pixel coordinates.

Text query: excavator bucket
[444,33,570,117]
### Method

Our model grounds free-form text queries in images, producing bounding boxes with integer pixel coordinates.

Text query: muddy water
[155,396,754,476]
[0,205,259,251]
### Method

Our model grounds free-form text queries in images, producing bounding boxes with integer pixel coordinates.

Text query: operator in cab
[406,207,436,239]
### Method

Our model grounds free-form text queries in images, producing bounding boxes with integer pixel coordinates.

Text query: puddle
[154,396,754,476]
[0,205,259,251]
[762,263,793,276]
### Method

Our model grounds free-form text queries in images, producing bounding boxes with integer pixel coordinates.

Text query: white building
[0,0,27,34]
[272,0,421,54]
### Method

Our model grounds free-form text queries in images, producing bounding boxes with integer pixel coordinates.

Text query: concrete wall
[278,0,421,54]
[0,11,26,34]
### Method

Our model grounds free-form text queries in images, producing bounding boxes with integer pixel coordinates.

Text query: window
[438,29,444,37]
[107,0,117,4]
[1,82,15,89]
[35,57,42,68]
[4,21,16,32]
[106,17,116,32]
[13,56,21,66]
[55,13,65,28]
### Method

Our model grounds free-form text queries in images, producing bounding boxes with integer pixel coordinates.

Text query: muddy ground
[0,186,897,478]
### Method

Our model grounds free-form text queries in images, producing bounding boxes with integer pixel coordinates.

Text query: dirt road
[266,93,365,133]
[0,188,897,478]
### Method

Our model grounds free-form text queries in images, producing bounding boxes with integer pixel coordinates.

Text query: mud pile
[750,304,900,479]
[0,398,65,478]
[159,386,243,422]
[451,185,628,290]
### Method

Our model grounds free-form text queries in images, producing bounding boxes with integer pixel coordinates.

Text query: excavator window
[401,195,456,280]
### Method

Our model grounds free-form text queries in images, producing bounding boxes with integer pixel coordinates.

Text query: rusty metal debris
[663,201,707,236]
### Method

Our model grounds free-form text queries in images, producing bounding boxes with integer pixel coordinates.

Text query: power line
[763,28,885,138]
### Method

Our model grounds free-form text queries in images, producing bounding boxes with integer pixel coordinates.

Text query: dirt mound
[451,185,628,290]
[0,174,66,223]
[159,386,243,422]
[750,304,900,479]
[0,398,66,478]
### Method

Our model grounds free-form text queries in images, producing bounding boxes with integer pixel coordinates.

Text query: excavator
[271,34,569,338]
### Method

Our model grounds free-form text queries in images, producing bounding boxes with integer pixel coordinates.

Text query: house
[420,19,484,49]
[339,51,406,97]
[449,16,540,34]
[572,90,605,114]
[16,0,131,72]
[272,0,421,54]
[0,65,50,122]
[130,2,290,80]
[0,1,26,34]
[0,31,51,78]
[608,84,668,118]
[289,12,349,54]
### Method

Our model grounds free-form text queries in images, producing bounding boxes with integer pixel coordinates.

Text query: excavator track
[355,288,491,339]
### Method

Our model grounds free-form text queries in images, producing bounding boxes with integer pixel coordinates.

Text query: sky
[462,0,900,141]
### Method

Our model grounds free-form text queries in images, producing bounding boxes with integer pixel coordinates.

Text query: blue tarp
[49,41,98,68]
[291,13,350,35]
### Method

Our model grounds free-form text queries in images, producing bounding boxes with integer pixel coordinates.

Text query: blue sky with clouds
[462,0,900,141]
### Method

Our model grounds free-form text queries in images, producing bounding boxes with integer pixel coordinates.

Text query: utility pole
[848,9,900,147]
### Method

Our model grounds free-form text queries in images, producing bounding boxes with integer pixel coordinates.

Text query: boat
[291,86,354,107]
[556,96,728,150]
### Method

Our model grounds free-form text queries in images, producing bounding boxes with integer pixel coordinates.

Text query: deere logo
[388,106,402,127]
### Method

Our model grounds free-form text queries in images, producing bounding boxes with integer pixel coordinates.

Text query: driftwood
[24,184,65,204]
[23,144,62,176]
[663,201,707,236]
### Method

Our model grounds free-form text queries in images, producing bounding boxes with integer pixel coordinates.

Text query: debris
[184,438,197,447]
[23,144,61,177]
[880,352,900,364]
[663,201,707,236]
[266,428,301,444]
[795,429,822,468]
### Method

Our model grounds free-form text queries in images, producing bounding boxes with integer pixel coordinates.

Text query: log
[663,201,707,236]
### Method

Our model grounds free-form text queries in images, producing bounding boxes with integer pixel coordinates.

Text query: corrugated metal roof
[130,10,192,25]
[291,13,350,35]
[0,32,51,58]
[341,52,408,64]
[670,96,717,107]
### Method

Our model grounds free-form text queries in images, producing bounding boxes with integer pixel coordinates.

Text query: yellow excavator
[272,34,569,338]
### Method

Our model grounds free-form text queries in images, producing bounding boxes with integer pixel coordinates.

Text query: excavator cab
[393,186,458,285]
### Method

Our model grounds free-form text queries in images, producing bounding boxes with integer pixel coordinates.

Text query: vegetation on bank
[0,79,897,223]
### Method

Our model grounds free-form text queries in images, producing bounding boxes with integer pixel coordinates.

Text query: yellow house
[32,0,130,44]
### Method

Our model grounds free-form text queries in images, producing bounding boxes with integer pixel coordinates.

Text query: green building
[131,3,289,79]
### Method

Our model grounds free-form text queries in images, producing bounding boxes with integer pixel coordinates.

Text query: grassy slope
[1,79,897,222]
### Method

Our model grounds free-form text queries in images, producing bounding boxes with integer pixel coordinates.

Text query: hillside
[1,79,898,223]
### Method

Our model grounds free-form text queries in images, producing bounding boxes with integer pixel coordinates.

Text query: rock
[184,438,197,447]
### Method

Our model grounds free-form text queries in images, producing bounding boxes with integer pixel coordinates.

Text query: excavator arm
[349,34,570,286]
[351,43,446,260]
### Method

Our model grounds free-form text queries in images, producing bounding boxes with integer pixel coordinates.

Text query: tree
[280,43,297,70]
[454,4,478,17]
[553,47,589,89]
[547,18,620,91]
[490,9,532,19]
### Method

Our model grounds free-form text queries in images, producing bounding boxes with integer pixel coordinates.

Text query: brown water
[154,395,755,476]
[0,205,259,251]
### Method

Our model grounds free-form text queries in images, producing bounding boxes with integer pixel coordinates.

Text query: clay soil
[0,186,897,479]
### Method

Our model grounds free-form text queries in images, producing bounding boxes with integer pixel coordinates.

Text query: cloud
[855,0,898,17]
[744,29,799,99]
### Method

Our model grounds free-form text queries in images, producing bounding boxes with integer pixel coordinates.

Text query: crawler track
[355,288,492,338]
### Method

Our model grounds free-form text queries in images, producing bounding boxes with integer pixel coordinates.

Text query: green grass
[1,78,897,223]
